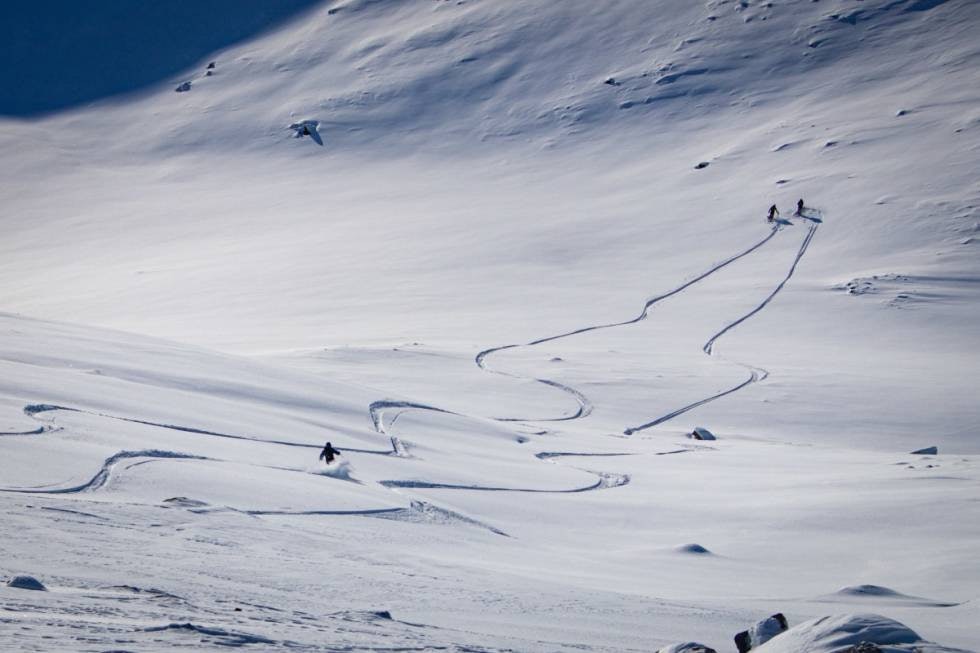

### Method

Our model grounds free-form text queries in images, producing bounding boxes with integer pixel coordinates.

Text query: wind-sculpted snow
[142,622,276,647]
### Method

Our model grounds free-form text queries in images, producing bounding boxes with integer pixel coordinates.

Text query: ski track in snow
[4,219,816,528]
[0,450,207,494]
[6,405,511,536]
[358,220,819,499]
[0,426,46,436]
[474,224,781,422]
[624,218,819,434]
[20,403,397,455]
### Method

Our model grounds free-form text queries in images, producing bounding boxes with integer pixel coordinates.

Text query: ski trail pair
[478,221,818,432]
[366,219,815,493]
[473,225,782,422]
[623,220,819,434]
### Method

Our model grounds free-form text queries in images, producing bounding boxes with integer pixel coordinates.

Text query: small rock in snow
[911,446,937,455]
[8,575,46,591]
[694,161,710,169]
[689,426,716,440]
[175,81,192,93]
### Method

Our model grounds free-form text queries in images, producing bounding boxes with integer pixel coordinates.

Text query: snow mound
[818,585,958,608]
[753,613,970,653]
[836,585,905,598]
[674,543,712,555]
[7,575,46,591]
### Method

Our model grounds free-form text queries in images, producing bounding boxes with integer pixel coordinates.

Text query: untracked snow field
[1,1,979,651]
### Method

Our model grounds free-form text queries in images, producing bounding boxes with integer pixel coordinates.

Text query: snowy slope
[1,0,979,651]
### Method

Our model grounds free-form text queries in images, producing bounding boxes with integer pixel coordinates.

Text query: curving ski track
[0,426,45,436]
[623,220,819,434]
[378,470,630,494]
[0,450,207,494]
[368,400,455,457]
[474,225,781,423]
[21,403,398,455]
[5,219,816,528]
[360,222,813,496]
[366,401,630,494]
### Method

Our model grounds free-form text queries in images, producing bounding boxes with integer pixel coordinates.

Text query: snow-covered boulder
[657,644,717,653]
[7,575,46,591]
[752,613,971,653]
[735,613,788,652]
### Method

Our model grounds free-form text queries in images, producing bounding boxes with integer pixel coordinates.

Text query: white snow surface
[1,0,979,651]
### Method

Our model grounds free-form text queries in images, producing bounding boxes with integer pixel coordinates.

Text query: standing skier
[795,198,804,216]
[319,441,341,464]
[767,204,779,223]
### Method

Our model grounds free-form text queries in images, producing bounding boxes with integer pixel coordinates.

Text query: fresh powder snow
[1,1,978,651]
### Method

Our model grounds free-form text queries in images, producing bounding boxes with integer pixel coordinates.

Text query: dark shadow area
[0,0,323,117]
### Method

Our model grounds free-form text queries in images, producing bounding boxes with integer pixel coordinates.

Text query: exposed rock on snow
[911,446,938,455]
[751,613,972,653]
[688,426,716,440]
[7,575,47,591]
[174,81,192,93]
[735,613,789,652]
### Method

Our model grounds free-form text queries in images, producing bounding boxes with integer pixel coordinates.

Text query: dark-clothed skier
[319,441,341,464]
[767,204,779,223]
[796,198,804,216]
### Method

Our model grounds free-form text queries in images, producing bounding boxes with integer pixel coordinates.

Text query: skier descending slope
[319,441,341,465]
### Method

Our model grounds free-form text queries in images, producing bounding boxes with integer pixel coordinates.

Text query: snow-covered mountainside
[1,1,978,650]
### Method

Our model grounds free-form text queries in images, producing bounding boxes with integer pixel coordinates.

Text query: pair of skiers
[767,199,805,223]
